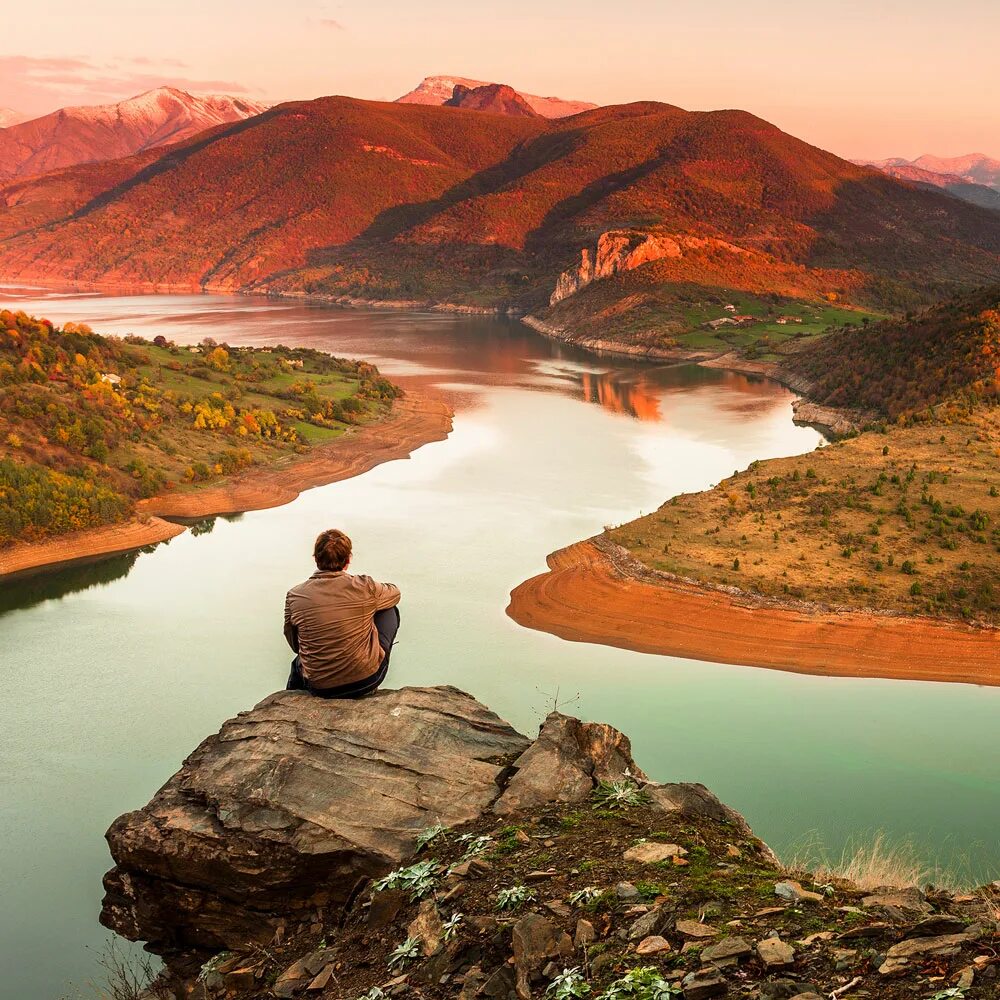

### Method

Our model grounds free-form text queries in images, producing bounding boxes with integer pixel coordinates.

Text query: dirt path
[507,538,1000,686]
[1,392,452,579]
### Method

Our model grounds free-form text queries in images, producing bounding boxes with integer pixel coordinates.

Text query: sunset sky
[3,0,997,160]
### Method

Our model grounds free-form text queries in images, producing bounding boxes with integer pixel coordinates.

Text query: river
[1,290,998,998]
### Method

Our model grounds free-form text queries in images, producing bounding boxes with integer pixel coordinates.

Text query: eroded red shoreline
[507,539,1000,686]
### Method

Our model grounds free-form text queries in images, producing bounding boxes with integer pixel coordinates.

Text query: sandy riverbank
[507,537,1000,687]
[1,392,452,579]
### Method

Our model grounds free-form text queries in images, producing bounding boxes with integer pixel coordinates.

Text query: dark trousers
[286,606,399,699]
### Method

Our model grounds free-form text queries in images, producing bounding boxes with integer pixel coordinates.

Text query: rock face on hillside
[100,687,754,964]
[444,84,542,118]
[396,76,597,118]
[550,231,683,305]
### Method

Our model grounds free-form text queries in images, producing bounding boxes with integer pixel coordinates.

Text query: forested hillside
[789,286,1000,419]
[0,311,398,546]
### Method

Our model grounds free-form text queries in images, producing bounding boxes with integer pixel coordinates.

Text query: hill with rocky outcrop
[0,87,269,182]
[2,97,1000,353]
[100,686,999,1000]
[396,76,597,118]
[444,84,542,118]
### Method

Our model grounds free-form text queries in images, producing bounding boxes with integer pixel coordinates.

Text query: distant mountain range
[858,154,1000,211]
[396,75,597,118]
[2,94,999,358]
[0,108,28,128]
[0,87,269,182]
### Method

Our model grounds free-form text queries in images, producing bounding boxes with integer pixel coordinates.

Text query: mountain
[858,161,1000,211]
[912,153,1000,188]
[396,75,597,118]
[443,83,541,117]
[0,87,269,181]
[0,108,28,128]
[1,96,999,347]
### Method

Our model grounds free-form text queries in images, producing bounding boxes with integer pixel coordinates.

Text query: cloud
[127,56,189,68]
[0,54,251,117]
[319,18,345,29]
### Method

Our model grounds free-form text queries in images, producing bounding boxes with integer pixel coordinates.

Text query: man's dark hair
[314,529,352,572]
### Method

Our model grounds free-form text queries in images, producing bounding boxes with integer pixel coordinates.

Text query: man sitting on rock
[284,529,401,698]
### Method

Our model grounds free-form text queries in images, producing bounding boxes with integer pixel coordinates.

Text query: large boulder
[101,686,529,953]
[100,688,769,970]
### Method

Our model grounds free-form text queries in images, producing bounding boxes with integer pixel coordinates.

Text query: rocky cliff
[550,232,741,306]
[444,85,542,118]
[101,687,999,1000]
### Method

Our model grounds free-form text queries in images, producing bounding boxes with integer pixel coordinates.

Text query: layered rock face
[550,231,683,305]
[100,687,750,963]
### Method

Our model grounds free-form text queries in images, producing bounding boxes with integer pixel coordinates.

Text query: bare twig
[830,977,863,999]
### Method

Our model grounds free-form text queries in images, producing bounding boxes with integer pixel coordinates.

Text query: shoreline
[3,277,860,436]
[519,317,863,436]
[0,392,452,579]
[507,537,1000,687]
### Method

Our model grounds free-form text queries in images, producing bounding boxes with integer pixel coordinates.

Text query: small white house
[99,373,122,386]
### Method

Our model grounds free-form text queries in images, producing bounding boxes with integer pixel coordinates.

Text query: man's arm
[370,579,401,611]
[283,592,299,652]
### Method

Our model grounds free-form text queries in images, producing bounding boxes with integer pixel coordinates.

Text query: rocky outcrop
[444,84,541,118]
[100,687,757,968]
[99,687,1000,1000]
[493,712,646,815]
[101,687,530,953]
[550,230,683,305]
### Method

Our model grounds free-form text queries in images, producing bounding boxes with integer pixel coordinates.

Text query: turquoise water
[1,291,998,998]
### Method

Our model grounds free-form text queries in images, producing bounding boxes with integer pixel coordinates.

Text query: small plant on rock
[456,833,493,861]
[568,886,602,906]
[387,937,421,971]
[546,967,592,1000]
[600,966,681,1000]
[197,951,233,982]
[495,885,536,911]
[592,780,651,811]
[373,860,438,900]
[442,912,464,941]
[415,822,448,852]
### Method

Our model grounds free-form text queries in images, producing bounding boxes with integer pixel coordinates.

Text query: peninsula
[0,310,451,577]
[509,287,1000,683]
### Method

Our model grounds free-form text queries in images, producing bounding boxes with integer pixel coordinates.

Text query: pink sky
[2,0,998,161]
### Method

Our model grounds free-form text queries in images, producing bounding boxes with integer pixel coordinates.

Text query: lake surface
[2,290,998,998]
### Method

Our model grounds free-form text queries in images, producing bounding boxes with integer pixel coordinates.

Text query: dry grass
[609,409,1000,623]
[58,938,165,1000]
[978,883,1000,922]
[785,832,950,891]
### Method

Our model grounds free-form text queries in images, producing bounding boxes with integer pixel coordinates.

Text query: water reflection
[0,515,246,614]
[579,371,662,421]
[0,550,143,616]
